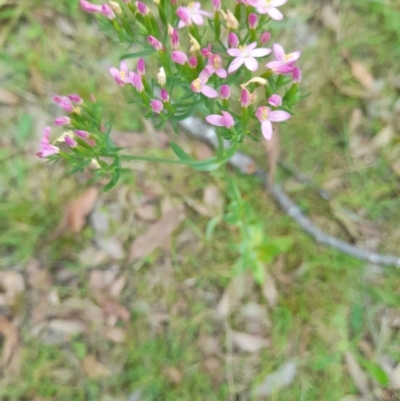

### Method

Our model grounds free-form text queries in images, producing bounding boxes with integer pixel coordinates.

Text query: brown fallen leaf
[0,89,19,106]
[65,187,99,233]
[0,315,20,374]
[264,125,280,184]
[93,292,130,326]
[343,50,374,91]
[129,207,185,262]
[371,125,394,150]
[262,272,278,308]
[47,319,87,335]
[164,366,182,385]
[319,4,341,40]
[231,331,270,353]
[349,108,363,136]
[202,357,223,385]
[344,351,371,396]
[82,355,111,379]
[0,271,25,307]
[198,335,221,357]
[103,327,127,343]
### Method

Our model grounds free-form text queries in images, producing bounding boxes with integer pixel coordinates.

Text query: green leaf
[206,215,223,240]
[170,142,192,161]
[120,47,155,59]
[362,359,389,387]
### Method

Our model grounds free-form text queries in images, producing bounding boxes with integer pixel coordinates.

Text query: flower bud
[75,130,90,138]
[189,56,198,68]
[268,94,282,107]
[161,88,169,102]
[220,84,231,100]
[177,6,191,26]
[292,67,302,83]
[157,67,166,86]
[101,4,115,19]
[188,34,201,54]
[212,0,221,11]
[228,32,239,48]
[109,1,122,14]
[150,99,164,114]
[240,87,250,108]
[201,44,213,57]
[136,1,149,15]
[169,26,180,49]
[260,32,271,45]
[148,35,163,51]
[171,50,188,65]
[221,10,238,30]
[55,116,71,126]
[68,94,83,104]
[137,58,145,75]
[248,13,257,29]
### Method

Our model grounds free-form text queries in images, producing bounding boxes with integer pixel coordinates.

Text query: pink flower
[248,13,258,29]
[212,0,221,11]
[227,42,271,73]
[80,0,102,13]
[137,58,145,75]
[292,67,302,83]
[53,96,73,113]
[260,32,271,45]
[177,2,212,28]
[266,44,301,72]
[148,35,163,51]
[201,44,213,57]
[136,1,149,15]
[150,99,164,114]
[255,106,291,140]
[206,111,235,129]
[220,84,231,99]
[171,50,188,65]
[240,88,251,108]
[109,61,130,86]
[65,135,77,148]
[36,127,59,158]
[206,54,227,78]
[190,69,218,98]
[75,130,90,138]
[268,94,282,107]
[169,27,180,49]
[189,56,198,68]
[161,89,169,102]
[101,4,115,19]
[55,116,71,126]
[130,72,144,92]
[68,94,83,104]
[248,0,287,21]
[228,33,239,48]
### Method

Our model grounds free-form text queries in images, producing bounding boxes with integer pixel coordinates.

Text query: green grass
[1,0,400,400]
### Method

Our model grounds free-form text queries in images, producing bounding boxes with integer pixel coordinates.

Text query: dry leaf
[65,187,99,233]
[231,331,270,353]
[103,327,127,343]
[371,125,394,150]
[203,186,224,216]
[344,351,371,395]
[202,357,223,385]
[129,207,185,261]
[82,355,111,379]
[198,335,221,357]
[0,89,19,106]
[217,274,253,318]
[346,56,374,90]
[48,319,86,335]
[164,366,182,385]
[0,315,20,374]
[135,204,157,221]
[254,361,297,397]
[262,272,278,308]
[96,236,125,259]
[349,109,363,136]
[0,271,24,306]
[320,4,341,40]
[89,269,119,292]
[264,126,280,184]
[109,275,126,298]
[93,292,130,325]
[390,363,400,389]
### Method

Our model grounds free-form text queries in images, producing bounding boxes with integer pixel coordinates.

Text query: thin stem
[120,154,189,165]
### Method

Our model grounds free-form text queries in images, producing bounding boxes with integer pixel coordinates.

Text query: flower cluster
[38,0,303,186]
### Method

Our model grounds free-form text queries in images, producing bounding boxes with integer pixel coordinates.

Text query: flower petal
[261,120,273,140]
[288,51,301,62]
[247,42,258,51]
[201,85,218,98]
[269,110,291,122]
[192,13,204,25]
[216,68,227,78]
[273,43,285,61]
[251,48,272,57]
[206,114,224,126]
[268,7,284,20]
[272,0,287,6]
[199,68,211,83]
[228,57,244,73]
[227,48,241,57]
[244,57,259,71]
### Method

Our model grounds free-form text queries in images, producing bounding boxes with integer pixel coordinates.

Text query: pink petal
[199,68,211,83]
[288,51,301,62]
[199,10,213,17]
[120,61,128,74]
[206,114,224,126]
[192,13,204,25]
[216,68,227,78]
[247,42,258,51]
[221,111,235,128]
[178,20,186,28]
[272,0,287,6]
[244,57,259,71]
[228,57,244,73]
[261,120,273,140]
[227,48,241,57]
[201,86,218,98]
[267,8,284,20]
[269,110,291,122]
[268,94,282,107]
[251,48,272,57]
[273,43,285,61]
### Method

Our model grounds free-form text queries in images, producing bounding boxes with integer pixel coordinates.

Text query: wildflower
[136,1,149,15]
[53,96,73,113]
[201,44,213,57]
[130,72,144,92]
[268,94,282,107]
[68,94,83,104]
[148,35,163,51]
[75,130,90,138]
[255,106,291,140]
[150,99,164,114]
[248,0,287,21]
[137,58,145,75]
[227,42,271,73]
[220,84,231,100]
[80,0,102,13]
[109,1,122,14]
[101,4,116,19]
[260,32,271,45]
[228,33,239,48]
[220,10,238,30]
[292,66,302,83]
[157,67,166,86]
[171,50,188,65]
[109,60,130,86]
[189,56,198,68]
[168,25,180,49]
[206,111,235,129]
[188,34,201,54]
[206,54,227,78]
[36,127,59,158]
[177,3,212,28]
[55,116,71,126]
[212,0,221,11]
[190,69,218,98]
[266,43,301,73]
[56,131,77,147]
[240,87,251,108]
[161,89,169,102]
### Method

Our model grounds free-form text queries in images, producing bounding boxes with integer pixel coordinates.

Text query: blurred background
[1,0,400,400]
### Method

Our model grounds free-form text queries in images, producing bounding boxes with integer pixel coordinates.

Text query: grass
[1,0,400,400]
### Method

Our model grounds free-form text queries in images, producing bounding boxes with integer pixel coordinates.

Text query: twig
[179,117,400,268]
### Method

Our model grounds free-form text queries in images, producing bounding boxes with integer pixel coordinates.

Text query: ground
[1,0,400,400]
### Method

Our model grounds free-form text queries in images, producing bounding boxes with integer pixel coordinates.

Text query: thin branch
[179,117,400,268]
